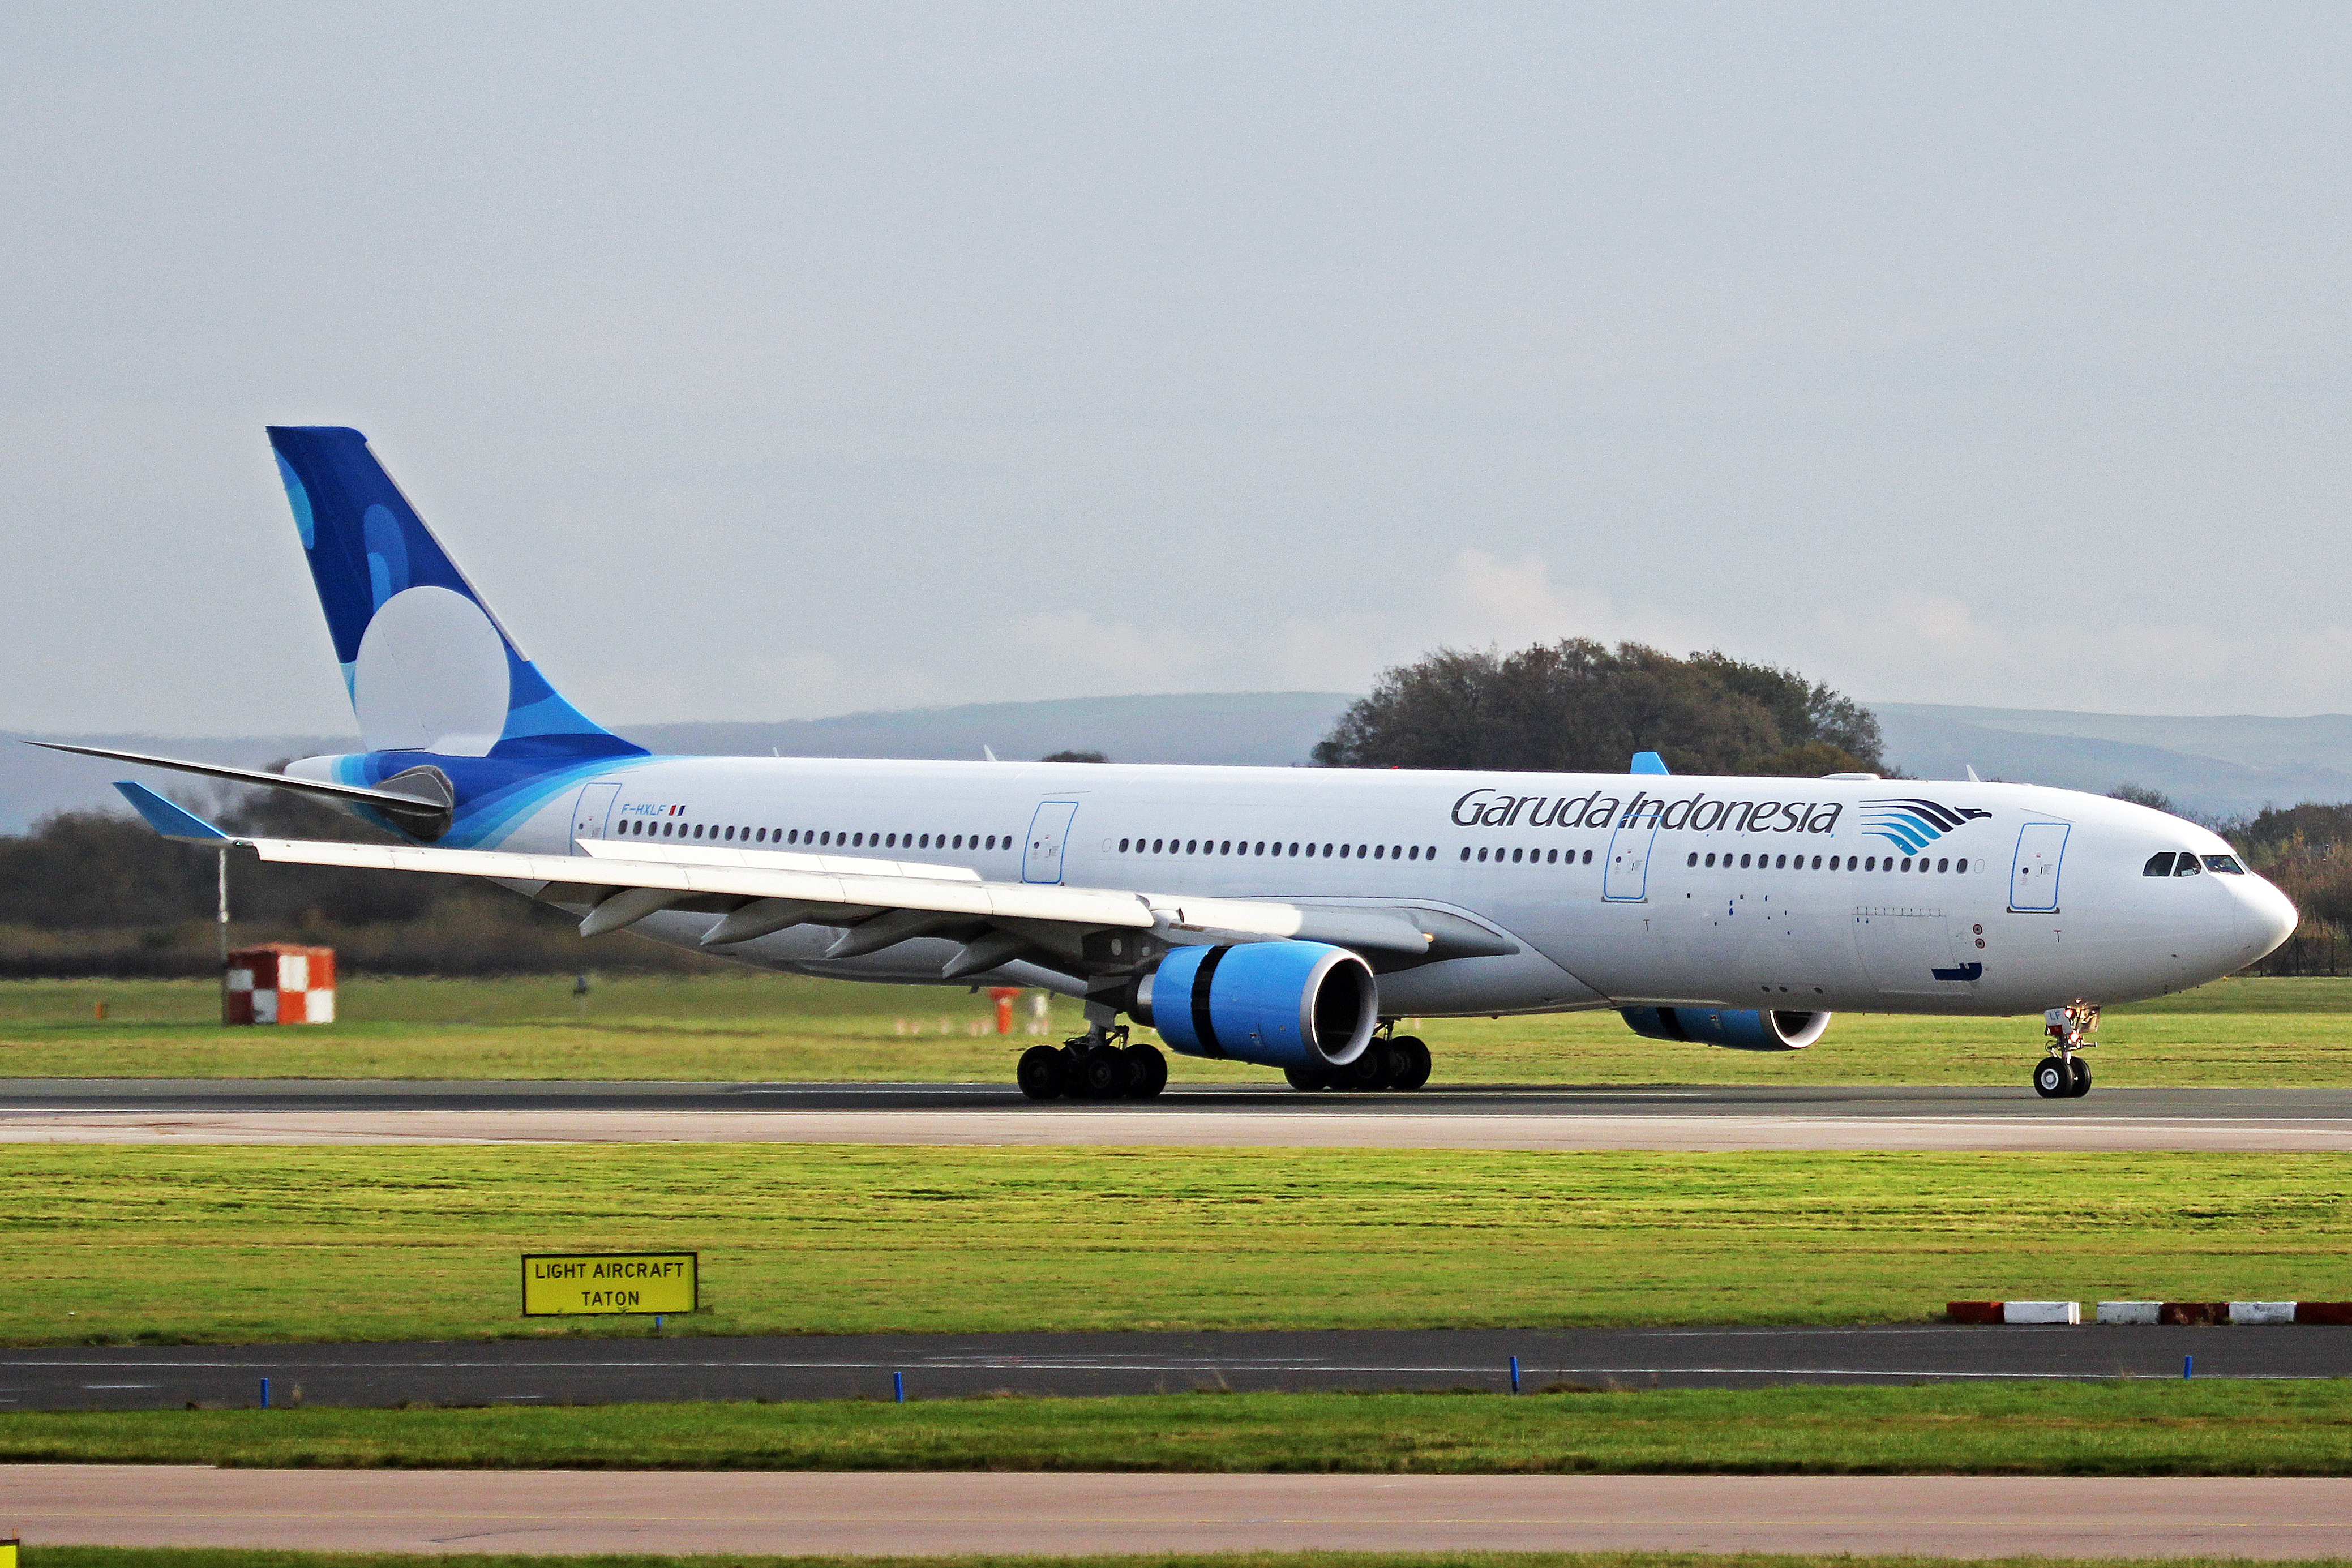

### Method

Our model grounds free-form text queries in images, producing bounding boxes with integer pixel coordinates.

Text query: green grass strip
[33,1555,2352,1568]
[6,1384,2352,1475]
[10,971,2352,1086]
[10,1145,2352,1343]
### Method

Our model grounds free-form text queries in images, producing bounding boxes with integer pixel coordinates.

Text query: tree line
[0,784,716,978]
[1313,640,1888,776]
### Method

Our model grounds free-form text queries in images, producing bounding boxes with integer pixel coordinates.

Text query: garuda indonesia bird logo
[1860,798,1993,853]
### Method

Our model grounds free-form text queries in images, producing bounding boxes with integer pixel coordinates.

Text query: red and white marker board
[224,944,337,1025]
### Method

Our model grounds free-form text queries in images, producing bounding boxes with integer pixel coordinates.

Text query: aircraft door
[1023,800,1080,885]
[570,781,622,851]
[1603,802,1663,901]
[2010,822,2070,912]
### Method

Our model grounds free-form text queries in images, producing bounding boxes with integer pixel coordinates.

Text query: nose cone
[2239,876,2299,962]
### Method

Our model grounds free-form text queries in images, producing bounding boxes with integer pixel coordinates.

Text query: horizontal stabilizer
[112,781,227,842]
[35,740,451,829]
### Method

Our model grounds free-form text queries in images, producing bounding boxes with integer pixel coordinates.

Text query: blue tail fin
[267,427,642,760]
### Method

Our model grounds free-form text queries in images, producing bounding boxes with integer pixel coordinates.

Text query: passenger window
[1739,854,1751,868]
[1956,858,1968,872]
[1582,849,1593,864]
[1408,846,1420,860]
[1460,847,1471,861]
[1705,853,1716,867]
[1478,847,1489,862]
[1687,852,1698,867]
[1547,849,1557,863]
[2204,855,2246,874]
[2175,853,2202,876]
[1775,854,1786,869]
[1324,844,1334,856]
[1936,858,1948,872]
[1220,840,1232,855]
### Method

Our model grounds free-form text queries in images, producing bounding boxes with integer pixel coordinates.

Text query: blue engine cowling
[1620,1005,1831,1051]
[1134,940,1378,1070]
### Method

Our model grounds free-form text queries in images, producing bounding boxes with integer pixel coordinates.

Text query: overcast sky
[4,2,2348,736]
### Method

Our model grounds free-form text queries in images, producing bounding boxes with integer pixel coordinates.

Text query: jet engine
[1133,940,1378,1071]
[1620,1005,1831,1051]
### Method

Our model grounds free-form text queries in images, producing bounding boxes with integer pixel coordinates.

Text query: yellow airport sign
[1,1537,17,1568]
[522,1252,697,1317]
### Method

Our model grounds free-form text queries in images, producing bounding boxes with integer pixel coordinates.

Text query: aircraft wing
[113,782,1509,987]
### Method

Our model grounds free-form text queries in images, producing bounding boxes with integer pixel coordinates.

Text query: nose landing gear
[2033,1002,2097,1099]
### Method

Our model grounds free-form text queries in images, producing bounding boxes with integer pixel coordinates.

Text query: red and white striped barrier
[1950,1299,2352,1325]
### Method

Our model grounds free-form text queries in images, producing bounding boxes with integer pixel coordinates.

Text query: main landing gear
[2033,1001,2097,1099]
[1017,1023,1168,1101]
[1285,1032,1433,1093]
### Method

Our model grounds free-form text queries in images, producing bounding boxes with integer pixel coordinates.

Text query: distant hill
[1873,704,2352,820]
[627,692,1354,770]
[0,692,1355,833]
[11,692,2351,832]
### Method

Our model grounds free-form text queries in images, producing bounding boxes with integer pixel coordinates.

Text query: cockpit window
[2174,852,2202,876]
[2203,854,2246,874]
[2143,852,2177,877]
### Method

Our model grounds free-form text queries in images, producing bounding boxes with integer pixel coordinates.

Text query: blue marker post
[2184,1354,2194,1380]
[654,1314,663,1332]
[260,1377,271,1410]
[894,1371,906,1403]
[1510,1355,1521,1394]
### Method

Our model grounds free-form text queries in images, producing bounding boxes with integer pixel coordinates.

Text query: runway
[15,1467,2352,1556]
[6,1324,2346,1410]
[4,1079,2351,1149]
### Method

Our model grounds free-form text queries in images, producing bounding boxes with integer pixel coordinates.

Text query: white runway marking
[4,1107,2351,1150]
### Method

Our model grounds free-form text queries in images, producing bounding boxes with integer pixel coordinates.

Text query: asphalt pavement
[18,1470,2352,1557]
[8,1079,2349,1149]
[4,1323,2345,1410]
[6,1078,2346,1117]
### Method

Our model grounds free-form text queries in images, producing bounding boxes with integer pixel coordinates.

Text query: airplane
[52,426,2298,1102]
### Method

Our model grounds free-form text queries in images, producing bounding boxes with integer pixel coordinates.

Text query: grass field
[40,1555,2352,1568]
[3,972,2351,1085]
[10,1144,2349,1343]
[5,1382,2349,1474]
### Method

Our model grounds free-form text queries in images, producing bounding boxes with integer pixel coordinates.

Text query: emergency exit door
[1603,803,1663,901]
[2009,822,2070,912]
[571,781,621,850]
[1024,801,1079,884]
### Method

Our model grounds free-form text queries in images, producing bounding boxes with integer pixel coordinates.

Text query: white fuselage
[352,753,2294,1019]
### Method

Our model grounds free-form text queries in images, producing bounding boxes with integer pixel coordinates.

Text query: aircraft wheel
[1284,1065,1332,1091]
[1124,1043,1168,1099]
[1072,1046,1134,1099]
[1334,1038,1397,1091]
[2032,1058,2070,1098]
[2067,1057,2092,1098]
[1017,1044,1066,1101]
[1387,1035,1433,1090]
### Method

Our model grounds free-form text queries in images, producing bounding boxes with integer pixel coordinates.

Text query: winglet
[113,781,229,842]
[1630,751,1670,775]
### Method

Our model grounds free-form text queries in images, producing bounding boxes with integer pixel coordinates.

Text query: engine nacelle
[1134,940,1378,1070]
[1620,1005,1831,1051]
